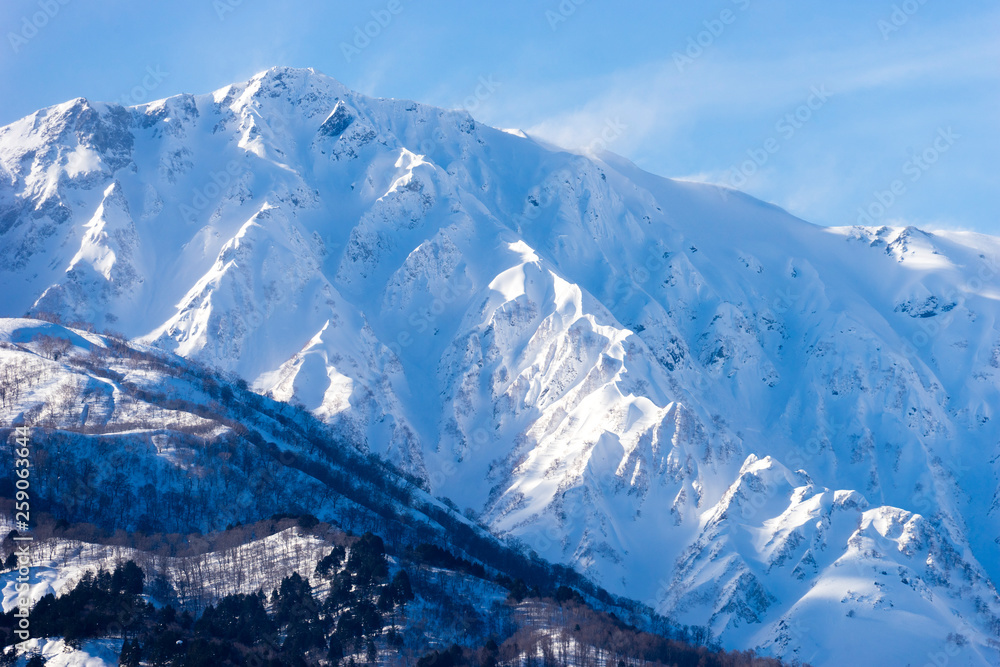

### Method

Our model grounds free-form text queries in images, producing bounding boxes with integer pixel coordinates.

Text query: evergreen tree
[326,635,345,666]
[119,638,142,667]
[198,592,273,643]
[316,545,346,578]
[274,572,317,627]
[379,569,415,611]
[346,533,388,589]
[507,578,529,602]
[111,561,145,596]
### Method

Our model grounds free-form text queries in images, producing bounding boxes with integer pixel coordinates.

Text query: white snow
[1,66,999,665]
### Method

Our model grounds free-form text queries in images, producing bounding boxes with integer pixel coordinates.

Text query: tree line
[1,533,806,667]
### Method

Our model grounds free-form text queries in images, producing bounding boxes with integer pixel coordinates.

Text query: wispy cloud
[454,7,999,232]
[483,9,1000,155]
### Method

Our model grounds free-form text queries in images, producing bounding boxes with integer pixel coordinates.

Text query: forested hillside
[0,318,802,666]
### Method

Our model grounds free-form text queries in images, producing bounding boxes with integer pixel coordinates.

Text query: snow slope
[1,67,999,665]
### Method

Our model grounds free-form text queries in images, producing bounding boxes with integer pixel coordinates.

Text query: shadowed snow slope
[1,67,999,665]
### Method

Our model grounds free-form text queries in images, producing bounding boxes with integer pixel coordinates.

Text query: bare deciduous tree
[33,334,72,361]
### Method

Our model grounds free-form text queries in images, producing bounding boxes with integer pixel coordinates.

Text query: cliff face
[2,67,999,665]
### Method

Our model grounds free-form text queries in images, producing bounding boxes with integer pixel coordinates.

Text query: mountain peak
[1,71,999,666]
[243,65,348,103]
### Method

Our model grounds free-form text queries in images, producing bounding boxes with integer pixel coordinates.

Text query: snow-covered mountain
[1,66,998,665]
[0,317,713,667]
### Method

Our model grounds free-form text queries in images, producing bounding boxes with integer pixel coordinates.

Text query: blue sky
[1,0,997,234]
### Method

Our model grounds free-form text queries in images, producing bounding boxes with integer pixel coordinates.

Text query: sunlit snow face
[1,67,999,667]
